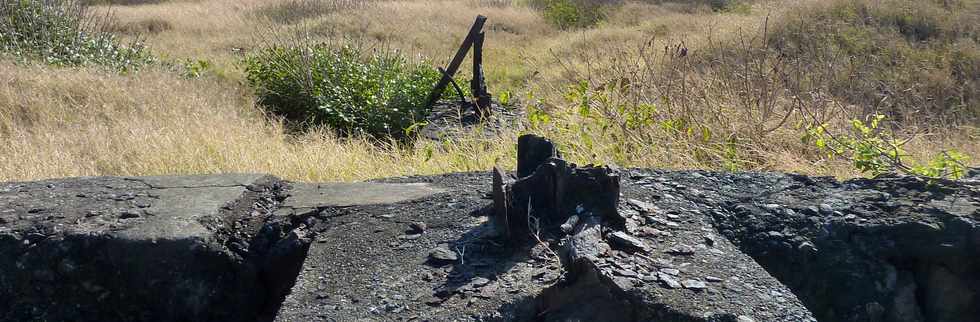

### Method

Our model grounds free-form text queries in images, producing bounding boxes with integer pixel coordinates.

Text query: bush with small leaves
[804,113,969,180]
[0,0,153,71]
[529,0,620,30]
[243,42,440,138]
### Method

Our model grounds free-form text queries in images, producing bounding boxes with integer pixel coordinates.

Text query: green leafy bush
[529,0,619,29]
[804,113,969,179]
[243,43,440,137]
[710,0,752,13]
[0,0,152,71]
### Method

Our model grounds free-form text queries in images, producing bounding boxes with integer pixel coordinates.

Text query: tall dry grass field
[1,0,977,182]
[0,62,516,181]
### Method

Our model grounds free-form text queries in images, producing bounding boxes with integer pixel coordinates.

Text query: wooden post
[471,32,492,118]
[424,15,487,110]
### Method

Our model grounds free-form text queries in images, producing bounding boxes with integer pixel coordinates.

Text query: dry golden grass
[0,62,516,182]
[2,0,977,182]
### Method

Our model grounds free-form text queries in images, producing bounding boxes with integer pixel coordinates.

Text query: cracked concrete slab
[281,182,445,212]
[116,185,253,240]
[273,174,549,322]
[0,174,455,322]
[0,174,293,322]
[273,173,815,321]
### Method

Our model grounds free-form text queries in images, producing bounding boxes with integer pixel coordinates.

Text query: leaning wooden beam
[423,15,487,110]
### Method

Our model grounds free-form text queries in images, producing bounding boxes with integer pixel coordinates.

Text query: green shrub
[243,42,440,137]
[804,113,969,179]
[0,0,152,71]
[707,0,750,13]
[530,0,619,29]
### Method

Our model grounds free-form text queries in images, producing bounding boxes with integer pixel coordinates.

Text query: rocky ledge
[0,136,977,322]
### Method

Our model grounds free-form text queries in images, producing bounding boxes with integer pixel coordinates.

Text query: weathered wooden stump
[491,135,622,243]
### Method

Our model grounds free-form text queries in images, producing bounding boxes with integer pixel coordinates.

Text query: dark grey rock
[408,221,427,234]
[704,234,717,246]
[818,203,834,215]
[659,274,682,289]
[428,245,459,263]
[119,209,141,219]
[607,231,649,253]
[738,316,756,322]
[666,244,696,256]
[560,214,579,234]
[660,268,680,276]
[614,269,639,278]
[682,169,980,322]
[627,198,656,213]
[682,279,707,290]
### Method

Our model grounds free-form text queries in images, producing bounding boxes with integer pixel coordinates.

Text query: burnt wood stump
[492,135,622,243]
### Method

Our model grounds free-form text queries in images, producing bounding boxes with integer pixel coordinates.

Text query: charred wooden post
[470,31,492,119]
[492,135,622,243]
[516,134,558,177]
[424,15,487,111]
[491,166,511,237]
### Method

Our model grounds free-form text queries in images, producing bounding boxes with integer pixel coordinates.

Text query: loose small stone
[428,245,458,264]
[408,222,427,234]
[659,268,680,276]
[471,277,491,287]
[658,274,681,289]
[627,199,656,213]
[614,269,639,278]
[703,234,716,246]
[608,231,649,252]
[805,206,820,215]
[681,279,707,290]
[818,203,834,215]
[399,234,422,240]
[666,245,695,256]
[119,210,141,219]
[560,215,579,234]
[737,315,756,322]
